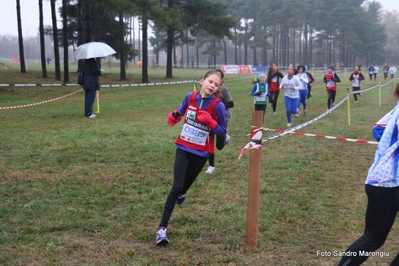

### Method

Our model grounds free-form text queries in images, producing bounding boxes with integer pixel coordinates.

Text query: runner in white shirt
[279,65,303,127]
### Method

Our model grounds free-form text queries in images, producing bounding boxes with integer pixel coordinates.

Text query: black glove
[172,111,181,119]
[216,135,226,150]
[255,92,262,96]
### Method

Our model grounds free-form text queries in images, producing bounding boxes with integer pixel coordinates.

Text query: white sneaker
[303,109,307,117]
[355,101,358,104]
[273,112,276,116]
[225,134,231,145]
[287,123,292,127]
[84,114,96,118]
[205,166,215,174]
[327,109,331,114]
[156,227,169,245]
[295,108,299,117]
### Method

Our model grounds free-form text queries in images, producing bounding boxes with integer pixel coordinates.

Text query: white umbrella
[74,42,116,60]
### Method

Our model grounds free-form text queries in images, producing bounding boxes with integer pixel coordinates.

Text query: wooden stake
[346,88,351,126]
[245,110,263,250]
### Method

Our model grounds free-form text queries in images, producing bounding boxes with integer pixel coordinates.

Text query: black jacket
[83,58,101,91]
[266,69,284,86]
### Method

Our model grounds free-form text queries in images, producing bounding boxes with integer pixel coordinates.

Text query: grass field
[0,66,398,265]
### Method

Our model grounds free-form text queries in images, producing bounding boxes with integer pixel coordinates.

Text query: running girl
[280,66,303,127]
[349,65,365,103]
[296,65,309,116]
[156,70,227,245]
[267,63,284,115]
[323,65,341,113]
[250,73,269,121]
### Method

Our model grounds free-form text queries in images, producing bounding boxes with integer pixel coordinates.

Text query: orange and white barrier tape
[0,88,83,110]
[263,128,378,145]
[238,127,378,158]
[238,126,263,159]
[238,141,262,159]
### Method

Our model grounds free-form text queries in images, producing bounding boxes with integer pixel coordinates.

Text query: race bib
[180,118,210,146]
[327,80,334,87]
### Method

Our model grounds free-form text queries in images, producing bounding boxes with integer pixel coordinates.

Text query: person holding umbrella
[74,42,116,118]
[81,58,102,118]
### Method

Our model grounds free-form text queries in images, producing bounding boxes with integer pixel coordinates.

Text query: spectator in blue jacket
[82,58,101,118]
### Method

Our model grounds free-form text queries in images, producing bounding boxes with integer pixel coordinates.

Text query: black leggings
[327,90,336,109]
[338,185,399,265]
[159,148,208,228]
[254,104,266,121]
[208,153,215,167]
[307,85,312,99]
[269,90,280,112]
[353,86,361,101]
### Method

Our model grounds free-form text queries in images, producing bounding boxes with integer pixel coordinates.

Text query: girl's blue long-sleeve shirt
[366,103,399,187]
[175,92,227,157]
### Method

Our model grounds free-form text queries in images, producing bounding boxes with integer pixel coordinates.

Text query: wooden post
[347,88,351,126]
[95,91,100,113]
[245,111,263,250]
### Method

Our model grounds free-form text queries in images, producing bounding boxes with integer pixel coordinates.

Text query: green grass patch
[1,68,398,265]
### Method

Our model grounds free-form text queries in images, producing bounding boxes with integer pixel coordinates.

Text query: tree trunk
[304,25,308,65]
[166,28,173,78]
[186,42,189,67]
[213,41,216,68]
[223,37,227,65]
[262,47,267,66]
[39,0,47,78]
[239,44,241,65]
[244,20,248,65]
[173,46,177,66]
[272,24,276,63]
[137,18,141,61]
[234,27,238,65]
[298,26,302,64]
[292,28,296,66]
[119,11,126,81]
[51,0,61,80]
[253,47,257,66]
[180,45,183,67]
[196,42,199,68]
[309,27,313,67]
[77,0,83,72]
[142,13,149,83]
[62,0,69,83]
[16,0,26,73]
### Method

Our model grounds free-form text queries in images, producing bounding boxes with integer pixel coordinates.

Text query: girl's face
[328,68,333,74]
[272,63,278,71]
[259,76,266,83]
[354,66,359,72]
[287,66,294,76]
[200,74,220,97]
[298,68,303,73]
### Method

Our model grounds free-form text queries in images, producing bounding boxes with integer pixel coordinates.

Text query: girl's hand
[197,110,218,130]
[167,110,181,126]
